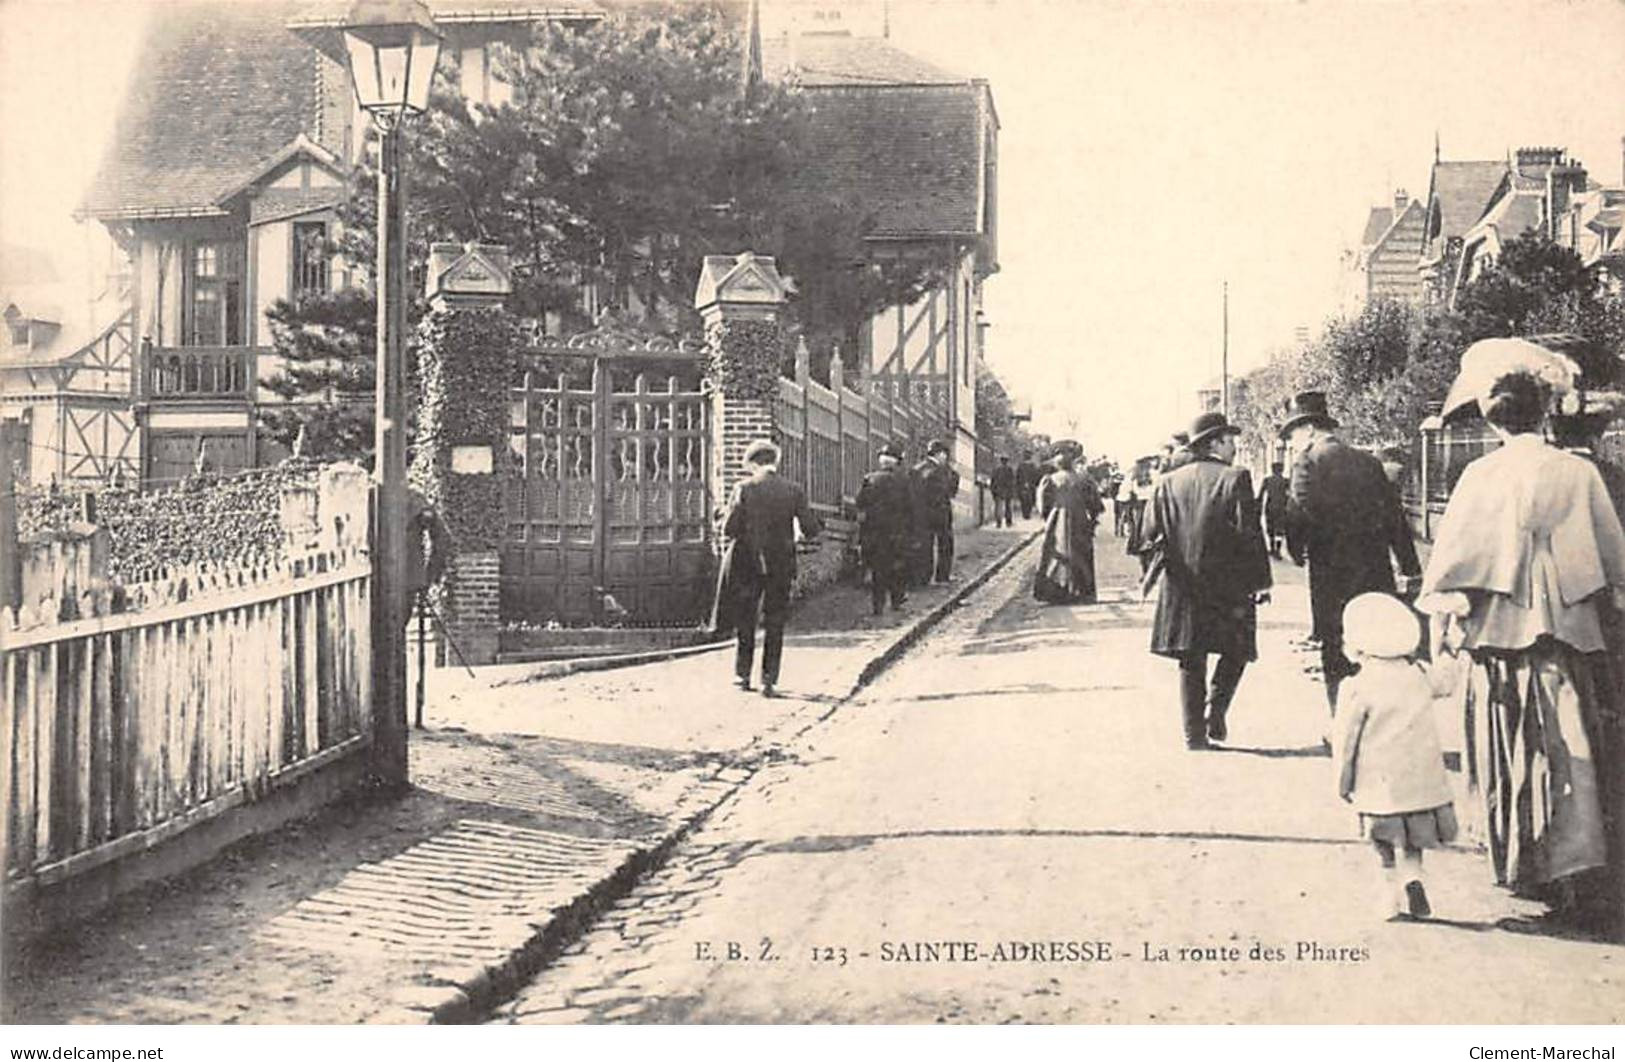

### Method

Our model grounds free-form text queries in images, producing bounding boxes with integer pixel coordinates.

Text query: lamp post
[339,0,442,788]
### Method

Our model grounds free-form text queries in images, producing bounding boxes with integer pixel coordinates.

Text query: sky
[2,0,1623,464]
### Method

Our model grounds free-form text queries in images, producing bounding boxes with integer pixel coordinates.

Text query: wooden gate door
[503,337,711,626]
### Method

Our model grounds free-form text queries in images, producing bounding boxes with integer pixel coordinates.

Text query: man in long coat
[1257,461,1290,558]
[1280,391,1421,715]
[856,442,913,615]
[1015,452,1043,520]
[721,438,822,697]
[989,455,1017,528]
[1143,412,1272,749]
[911,440,960,584]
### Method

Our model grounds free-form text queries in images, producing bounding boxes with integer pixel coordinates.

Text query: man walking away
[1142,412,1272,749]
[990,455,1017,528]
[856,442,913,615]
[1016,451,1042,520]
[1279,391,1420,718]
[1258,461,1290,559]
[913,439,960,583]
[722,438,822,697]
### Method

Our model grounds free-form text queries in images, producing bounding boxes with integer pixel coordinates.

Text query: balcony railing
[141,345,261,401]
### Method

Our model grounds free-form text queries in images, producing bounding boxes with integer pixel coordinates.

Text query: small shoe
[760,683,778,699]
[733,676,753,692]
[1404,880,1431,919]
[1206,715,1227,743]
[1185,736,1211,751]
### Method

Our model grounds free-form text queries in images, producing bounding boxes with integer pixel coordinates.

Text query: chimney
[1545,154,1587,238]
[1393,188,1409,213]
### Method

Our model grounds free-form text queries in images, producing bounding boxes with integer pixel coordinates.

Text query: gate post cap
[427,242,513,308]
[694,251,789,313]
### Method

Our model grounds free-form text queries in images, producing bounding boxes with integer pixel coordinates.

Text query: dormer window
[293,222,330,298]
[7,320,26,348]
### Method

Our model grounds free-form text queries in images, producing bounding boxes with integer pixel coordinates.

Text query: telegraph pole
[1221,281,1230,417]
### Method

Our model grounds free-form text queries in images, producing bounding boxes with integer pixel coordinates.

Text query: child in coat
[1331,592,1458,920]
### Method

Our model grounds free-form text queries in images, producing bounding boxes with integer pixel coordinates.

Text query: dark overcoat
[710,471,821,630]
[1286,435,1420,639]
[1143,456,1271,659]
[913,459,960,529]
[855,465,914,558]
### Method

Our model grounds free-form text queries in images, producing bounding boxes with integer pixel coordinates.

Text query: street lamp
[340,0,442,788]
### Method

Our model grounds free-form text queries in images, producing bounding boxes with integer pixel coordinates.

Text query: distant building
[1453,147,1589,300]
[762,10,998,524]
[1552,138,1625,295]
[1417,156,1508,304]
[1348,190,1426,306]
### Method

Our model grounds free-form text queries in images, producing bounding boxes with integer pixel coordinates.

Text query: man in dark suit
[1257,461,1290,558]
[1143,412,1272,749]
[722,438,822,697]
[913,439,961,583]
[1015,451,1042,520]
[1280,391,1421,716]
[989,455,1017,528]
[856,442,913,615]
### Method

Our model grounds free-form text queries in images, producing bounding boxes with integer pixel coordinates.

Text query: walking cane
[415,590,427,730]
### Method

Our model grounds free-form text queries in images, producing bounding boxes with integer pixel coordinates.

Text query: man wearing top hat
[1143,411,1273,749]
[856,442,914,615]
[721,438,822,697]
[911,439,961,584]
[1279,391,1421,717]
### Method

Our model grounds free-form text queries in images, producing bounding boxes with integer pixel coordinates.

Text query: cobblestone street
[493,536,1625,1024]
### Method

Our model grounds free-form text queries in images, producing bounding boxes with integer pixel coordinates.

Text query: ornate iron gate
[502,331,712,626]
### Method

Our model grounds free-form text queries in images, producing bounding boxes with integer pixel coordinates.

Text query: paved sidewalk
[3,522,1036,1025]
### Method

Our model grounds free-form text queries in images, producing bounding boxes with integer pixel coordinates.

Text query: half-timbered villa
[67,0,601,486]
[763,6,999,526]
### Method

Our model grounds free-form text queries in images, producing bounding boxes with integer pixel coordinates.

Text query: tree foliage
[1231,233,1624,463]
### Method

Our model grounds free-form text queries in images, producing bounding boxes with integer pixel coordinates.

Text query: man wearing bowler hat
[721,438,822,697]
[912,439,961,584]
[856,442,914,615]
[1143,411,1272,748]
[1278,391,1421,718]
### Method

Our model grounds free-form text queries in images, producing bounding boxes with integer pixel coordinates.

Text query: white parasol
[1439,336,1582,421]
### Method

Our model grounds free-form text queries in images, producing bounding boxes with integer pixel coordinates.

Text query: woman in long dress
[1420,349,1625,922]
[1034,445,1103,604]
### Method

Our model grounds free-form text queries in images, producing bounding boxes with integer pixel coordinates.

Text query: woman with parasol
[1419,336,1625,928]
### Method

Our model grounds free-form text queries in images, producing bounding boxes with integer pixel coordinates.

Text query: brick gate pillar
[412,242,517,666]
[694,252,790,510]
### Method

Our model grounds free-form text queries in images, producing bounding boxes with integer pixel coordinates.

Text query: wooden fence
[1,469,373,908]
[774,344,950,515]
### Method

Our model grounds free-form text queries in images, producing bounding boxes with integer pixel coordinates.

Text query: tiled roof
[81,1,327,219]
[763,33,968,86]
[796,84,984,237]
[1428,160,1508,243]
[287,0,601,28]
[1361,207,1394,247]
[1480,194,1544,242]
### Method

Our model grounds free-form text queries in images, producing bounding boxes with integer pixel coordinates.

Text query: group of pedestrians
[713,338,1625,932]
[988,452,1045,527]
[852,440,960,615]
[1132,343,1625,931]
[715,436,964,699]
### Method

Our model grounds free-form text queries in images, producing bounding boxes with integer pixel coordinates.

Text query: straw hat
[1342,592,1420,658]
